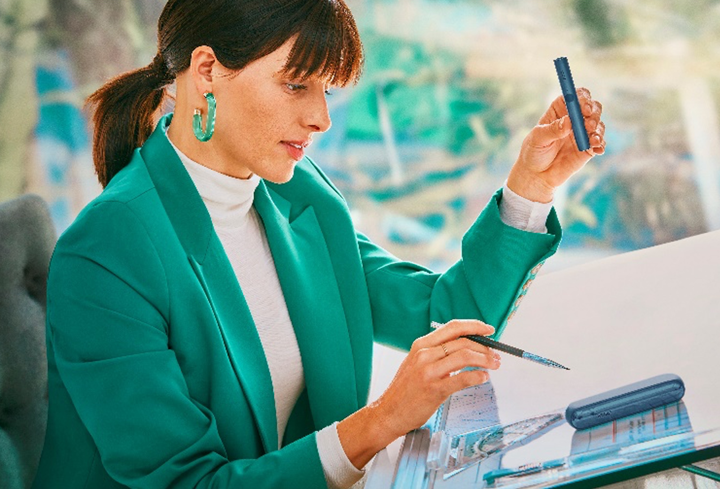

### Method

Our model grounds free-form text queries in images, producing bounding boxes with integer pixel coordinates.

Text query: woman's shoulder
[57,152,161,252]
[99,148,157,204]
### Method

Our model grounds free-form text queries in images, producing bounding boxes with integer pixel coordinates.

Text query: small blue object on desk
[482,458,566,485]
[554,56,591,152]
[565,373,686,430]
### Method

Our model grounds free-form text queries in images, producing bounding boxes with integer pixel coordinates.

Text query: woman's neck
[165,126,260,227]
[165,104,254,180]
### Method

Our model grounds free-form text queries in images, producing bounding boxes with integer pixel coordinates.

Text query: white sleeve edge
[317,422,367,489]
[499,180,554,234]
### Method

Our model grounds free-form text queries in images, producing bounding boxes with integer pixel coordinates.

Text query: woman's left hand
[507,87,606,203]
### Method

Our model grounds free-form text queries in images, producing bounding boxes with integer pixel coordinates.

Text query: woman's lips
[281,142,304,161]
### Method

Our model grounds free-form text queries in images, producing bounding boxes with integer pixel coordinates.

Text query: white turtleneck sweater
[165,132,552,489]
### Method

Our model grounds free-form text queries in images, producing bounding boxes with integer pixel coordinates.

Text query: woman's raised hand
[506,87,607,203]
[372,319,500,439]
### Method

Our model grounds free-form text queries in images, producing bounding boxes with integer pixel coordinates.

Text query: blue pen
[482,458,566,484]
[554,57,590,152]
[481,446,621,485]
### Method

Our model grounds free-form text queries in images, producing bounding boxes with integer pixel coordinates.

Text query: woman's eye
[285,83,333,96]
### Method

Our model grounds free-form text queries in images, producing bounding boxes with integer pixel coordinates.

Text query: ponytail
[84,54,174,188]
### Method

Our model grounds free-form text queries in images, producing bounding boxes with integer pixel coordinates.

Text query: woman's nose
[305,96,332,133]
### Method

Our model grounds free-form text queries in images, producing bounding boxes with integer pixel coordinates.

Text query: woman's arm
[356,186,562,349]
[304,156,562,348]
[296,157,563,479]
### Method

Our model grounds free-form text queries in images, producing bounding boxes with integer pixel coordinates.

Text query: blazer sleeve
[356,189,562,350]
[304,156,563,350]
[47,201,327,489]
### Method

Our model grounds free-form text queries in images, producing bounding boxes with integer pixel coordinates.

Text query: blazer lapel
[140,113,278,453]
[253,174,360,430]
[141,112,360,450]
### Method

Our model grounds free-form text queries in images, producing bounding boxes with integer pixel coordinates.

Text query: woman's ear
[190,45,218,96]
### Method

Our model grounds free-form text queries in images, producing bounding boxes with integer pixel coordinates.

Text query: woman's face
[179,34,333,183]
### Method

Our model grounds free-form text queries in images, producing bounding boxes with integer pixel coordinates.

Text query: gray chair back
[0,194,56,489]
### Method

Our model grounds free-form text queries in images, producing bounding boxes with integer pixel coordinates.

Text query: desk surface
[369,228,720,488]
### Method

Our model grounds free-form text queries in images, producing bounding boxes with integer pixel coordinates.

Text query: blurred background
[2,0,719,274]
[3,0,720,276]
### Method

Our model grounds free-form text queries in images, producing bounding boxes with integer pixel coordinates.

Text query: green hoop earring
[193,92,216,142]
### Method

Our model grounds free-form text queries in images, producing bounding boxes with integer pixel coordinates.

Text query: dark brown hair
[84,0,365,188]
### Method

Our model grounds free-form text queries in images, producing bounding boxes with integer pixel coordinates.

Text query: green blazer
[32,113,562,489]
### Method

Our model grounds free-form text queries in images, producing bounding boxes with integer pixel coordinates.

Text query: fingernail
[586,104,592,112]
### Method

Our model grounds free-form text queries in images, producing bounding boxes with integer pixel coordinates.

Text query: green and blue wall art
[2,0,719,272]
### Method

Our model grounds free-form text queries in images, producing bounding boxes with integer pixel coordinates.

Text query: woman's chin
[262,165,295,184]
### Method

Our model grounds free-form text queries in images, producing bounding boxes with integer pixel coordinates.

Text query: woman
[31,1,606,488]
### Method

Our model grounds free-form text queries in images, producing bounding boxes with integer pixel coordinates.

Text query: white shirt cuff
[317,422,368,489]
[499,180,554,234]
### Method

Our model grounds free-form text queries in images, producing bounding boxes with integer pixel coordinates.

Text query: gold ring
[440,343,449,357]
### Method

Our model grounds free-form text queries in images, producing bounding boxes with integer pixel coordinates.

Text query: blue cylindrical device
[554,56,590,152]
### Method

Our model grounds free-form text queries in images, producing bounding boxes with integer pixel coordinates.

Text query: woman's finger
[585,134,606,156]
[584,116,598,134]
[592,137,607,154]
[580,96,603,121]
[575,88,593,115]
[415,319,494,351]
[582,112,606,157]
[422,336,495,363]
[538,94,569,124]
[445,368,490,394]
[455,337,494,356]
[576,86,592,100]
[433,349,500,379]
[596,120,606,137]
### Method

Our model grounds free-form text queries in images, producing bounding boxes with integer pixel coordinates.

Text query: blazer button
[508,310,516,321]
[531,263,543,275]
[522,279,534,291]
[514,295,524,308]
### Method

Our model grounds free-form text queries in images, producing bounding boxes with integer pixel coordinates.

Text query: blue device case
[565,373,685,430]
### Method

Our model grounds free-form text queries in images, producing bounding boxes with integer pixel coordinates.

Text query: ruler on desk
[389,382,499,489]
[392,428,432,489]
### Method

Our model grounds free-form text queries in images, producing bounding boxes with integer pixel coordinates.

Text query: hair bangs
[281,1,364,88]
